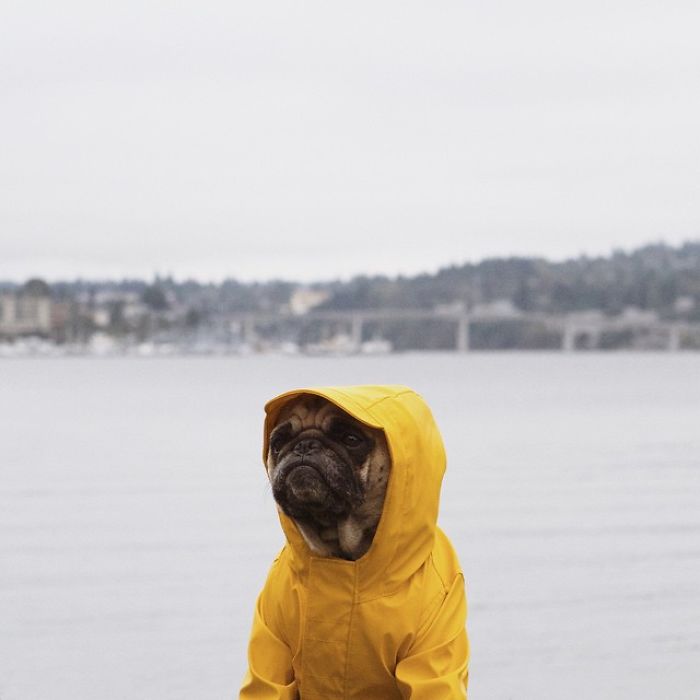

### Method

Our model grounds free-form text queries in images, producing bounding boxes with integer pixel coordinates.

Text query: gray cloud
[2,1,699,281]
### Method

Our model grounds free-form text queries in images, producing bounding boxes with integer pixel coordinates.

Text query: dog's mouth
[273,459,354,523]
[285,464,330,505]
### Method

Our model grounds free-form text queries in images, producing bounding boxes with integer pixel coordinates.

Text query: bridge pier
[562,322,577,352]
[350,314,364,350]
[456,316,470,352]
[667,324,682,352]
[242,315,257,348]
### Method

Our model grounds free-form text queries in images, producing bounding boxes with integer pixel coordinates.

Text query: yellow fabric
[240,385,469,699]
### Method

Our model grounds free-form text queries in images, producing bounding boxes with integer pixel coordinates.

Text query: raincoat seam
[364,389,414,410]
[356,588,402,603]
[341,565,359,700]
[326,388,386,427]
[419,573,466,646]
[418,588,447,637]
[356,569,421,603]
[304,637,345,644]
[430,554,449,592]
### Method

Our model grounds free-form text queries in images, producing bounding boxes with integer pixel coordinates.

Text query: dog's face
[266,395,390,560]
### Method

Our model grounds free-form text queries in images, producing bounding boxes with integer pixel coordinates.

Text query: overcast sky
[2,1,699,282]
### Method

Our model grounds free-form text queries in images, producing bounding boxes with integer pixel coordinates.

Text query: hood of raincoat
[263,384,446,596]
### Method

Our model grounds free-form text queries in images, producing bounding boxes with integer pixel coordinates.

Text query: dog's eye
[342,432,362,448]
[270,438,283,455]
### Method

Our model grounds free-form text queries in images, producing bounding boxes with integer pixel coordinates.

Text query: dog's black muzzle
[271,437,362,522]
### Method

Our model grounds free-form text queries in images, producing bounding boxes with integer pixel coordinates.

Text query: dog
[266,394,390,560]
[241,385,468,699]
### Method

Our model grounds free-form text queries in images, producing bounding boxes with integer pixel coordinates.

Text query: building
[0,279,54,338]
[289,287,330,315]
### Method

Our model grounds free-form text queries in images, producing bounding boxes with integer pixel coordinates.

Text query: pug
[266,395,390,560]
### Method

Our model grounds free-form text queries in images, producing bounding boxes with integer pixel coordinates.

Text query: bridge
[221,309,699,352]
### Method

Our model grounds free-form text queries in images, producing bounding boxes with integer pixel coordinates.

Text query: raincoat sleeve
[395,573,469,699]
[239,586,298,700]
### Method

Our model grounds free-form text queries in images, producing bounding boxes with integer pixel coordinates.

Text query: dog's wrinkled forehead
[273,395,355,436]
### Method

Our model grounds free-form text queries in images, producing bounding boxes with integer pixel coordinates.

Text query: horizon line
[0,238,697,287]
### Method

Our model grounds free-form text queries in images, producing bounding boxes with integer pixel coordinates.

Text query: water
[1,354,699,699]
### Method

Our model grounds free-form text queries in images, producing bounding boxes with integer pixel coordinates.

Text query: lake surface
[1,354,699,699]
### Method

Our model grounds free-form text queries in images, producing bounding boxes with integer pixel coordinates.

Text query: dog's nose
[293,438,322,456]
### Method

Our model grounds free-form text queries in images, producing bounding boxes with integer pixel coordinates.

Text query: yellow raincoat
[240,385,469,699]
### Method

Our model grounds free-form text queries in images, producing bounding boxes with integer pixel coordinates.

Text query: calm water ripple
[1,354,699,699]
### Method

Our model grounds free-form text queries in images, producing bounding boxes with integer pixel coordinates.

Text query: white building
[0,280,53,337]
[289,287,330,315]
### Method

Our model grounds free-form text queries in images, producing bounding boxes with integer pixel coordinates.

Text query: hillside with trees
[2,242,699,352]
